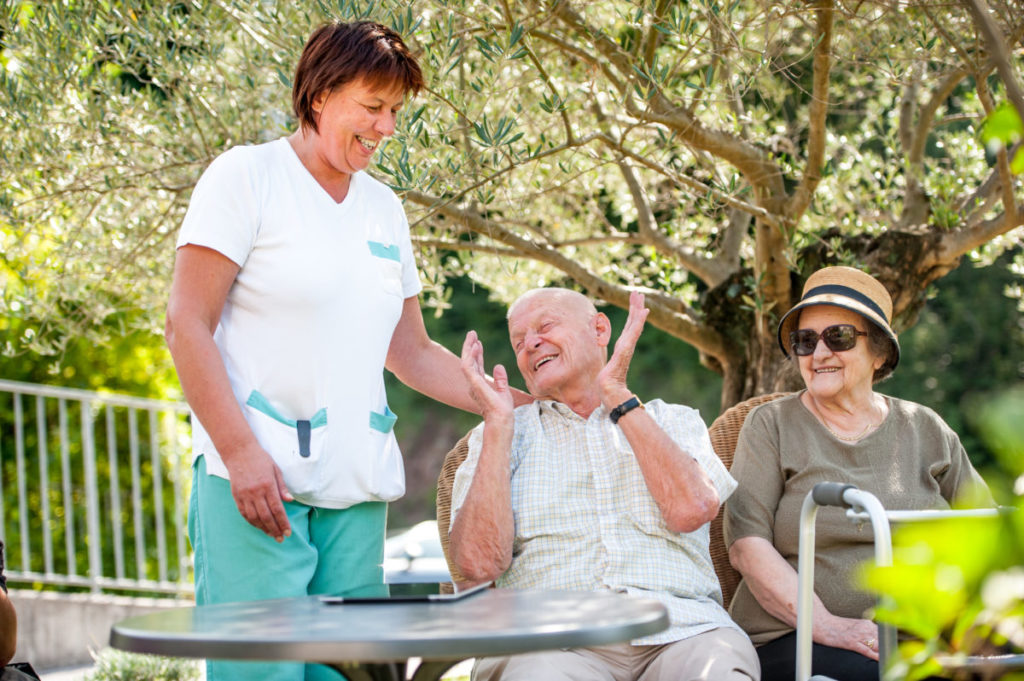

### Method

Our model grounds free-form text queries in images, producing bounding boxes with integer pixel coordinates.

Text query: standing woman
[165,21,517,681]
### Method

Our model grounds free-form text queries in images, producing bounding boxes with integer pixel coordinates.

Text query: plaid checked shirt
[450,398,742,645]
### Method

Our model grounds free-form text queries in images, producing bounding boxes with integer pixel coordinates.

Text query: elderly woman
[724,266,990,681]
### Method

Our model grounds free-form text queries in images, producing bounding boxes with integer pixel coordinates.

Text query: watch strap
[609,396,644,424]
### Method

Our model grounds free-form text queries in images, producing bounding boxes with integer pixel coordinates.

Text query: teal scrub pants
[189,456,387,681]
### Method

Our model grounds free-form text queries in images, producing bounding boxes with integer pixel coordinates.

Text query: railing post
[58,399,77,577]
[167,411,189,589]
[82,399,102,593]
[37,396,54,576]
[107,405,125,581]
[0,395,6,558]
[150,410,168,583]
[14,393,29,573]
[129,408,146,582]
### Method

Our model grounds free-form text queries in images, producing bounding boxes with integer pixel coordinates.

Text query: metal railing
[0,379,193,596]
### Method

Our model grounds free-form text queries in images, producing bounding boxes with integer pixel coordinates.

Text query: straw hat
[777,266,900,370]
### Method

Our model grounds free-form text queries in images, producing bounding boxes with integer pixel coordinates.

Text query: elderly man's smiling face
[507,290,609,402]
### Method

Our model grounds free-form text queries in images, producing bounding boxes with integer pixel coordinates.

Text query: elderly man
[450,288,759,681]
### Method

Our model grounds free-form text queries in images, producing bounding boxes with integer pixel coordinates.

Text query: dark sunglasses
[790,324,867,356]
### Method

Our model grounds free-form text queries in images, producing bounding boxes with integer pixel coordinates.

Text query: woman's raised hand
[461,330,514,422]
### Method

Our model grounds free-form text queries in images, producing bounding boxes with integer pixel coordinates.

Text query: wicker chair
[435,431,473,590]
[434,392,791,601]
[706,392,791,607]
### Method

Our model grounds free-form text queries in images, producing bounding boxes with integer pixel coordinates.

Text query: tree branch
[550,0,787,201]
[897,67,969,228]
[718,206,751,273]
[898,63,921,153]
[787,0,834,220]
[616,156,732,287]
[642,0,673,69]
[976,72,1019,223]
[405,188,732,359]
[592,131,780,226]
[935,209,1024,263]
[530,28,627,96]
[908,68,969,168]
[964,0,1024,124]
[403,131,604,229]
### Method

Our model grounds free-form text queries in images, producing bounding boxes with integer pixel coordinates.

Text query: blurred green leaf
[982,103,1024,148]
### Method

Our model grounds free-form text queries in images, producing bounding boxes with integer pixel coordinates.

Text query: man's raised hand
[598,291,649,404]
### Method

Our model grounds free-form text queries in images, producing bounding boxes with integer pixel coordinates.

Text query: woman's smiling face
[796,305,885,401]
[310,77,405,176]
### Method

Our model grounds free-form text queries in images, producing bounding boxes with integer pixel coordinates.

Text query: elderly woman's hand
[730,536,881,661]
[817,613,880,661]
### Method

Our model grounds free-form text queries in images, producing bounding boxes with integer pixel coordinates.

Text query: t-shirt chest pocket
[367,240,403,298]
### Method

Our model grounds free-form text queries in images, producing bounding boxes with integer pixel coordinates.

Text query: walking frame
[796,482,1021,681]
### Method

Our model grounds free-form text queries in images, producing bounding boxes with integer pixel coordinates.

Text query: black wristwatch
[609,395,644,424]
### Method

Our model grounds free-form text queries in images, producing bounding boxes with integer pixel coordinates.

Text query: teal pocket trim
[246,391,327,428]
[367,240,401,262]
[369,406,398,434]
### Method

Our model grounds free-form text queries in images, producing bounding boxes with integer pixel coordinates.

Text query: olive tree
[2,0,1022,409]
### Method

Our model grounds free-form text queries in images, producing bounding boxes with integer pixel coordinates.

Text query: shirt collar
[534,399,608,422]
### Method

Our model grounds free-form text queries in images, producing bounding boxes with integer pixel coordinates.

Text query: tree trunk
[708,229,967,413]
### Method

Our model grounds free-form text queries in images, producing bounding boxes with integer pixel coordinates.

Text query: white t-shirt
[177,138,422,508]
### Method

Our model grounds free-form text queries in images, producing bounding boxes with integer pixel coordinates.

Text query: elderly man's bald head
[505,288,612,404]
[506,288,597,322]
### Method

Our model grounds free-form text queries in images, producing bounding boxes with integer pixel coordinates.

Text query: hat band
[801,284,889,324]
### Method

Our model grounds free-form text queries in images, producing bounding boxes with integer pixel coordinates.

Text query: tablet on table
[320,580,491,604]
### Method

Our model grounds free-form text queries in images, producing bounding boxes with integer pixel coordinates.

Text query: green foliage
[85,648,200,681]
[982,103,1024,175]
[862,385,1024,680]
[1,315,178,399]
[3,0,1023,407]
[882,250,1024,470]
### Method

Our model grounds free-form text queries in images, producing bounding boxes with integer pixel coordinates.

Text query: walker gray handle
[811,482,856,507]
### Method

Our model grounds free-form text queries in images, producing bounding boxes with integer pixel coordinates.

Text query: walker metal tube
[796,483,893,681]
[796,485,1007,681]
[796,491,823,681]
[841,489,897,667]
[846,508,1003,523]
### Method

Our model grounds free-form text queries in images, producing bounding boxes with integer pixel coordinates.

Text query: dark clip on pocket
[296,419,312,458]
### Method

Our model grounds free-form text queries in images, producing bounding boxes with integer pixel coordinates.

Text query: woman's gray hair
[866,322,898,383]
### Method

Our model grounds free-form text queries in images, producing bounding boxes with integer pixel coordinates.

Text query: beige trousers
[472,627,760,681]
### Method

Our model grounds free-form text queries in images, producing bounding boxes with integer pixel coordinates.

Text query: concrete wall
[8,590,193,670]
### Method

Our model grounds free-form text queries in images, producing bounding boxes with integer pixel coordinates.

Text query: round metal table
[110,588,670,681]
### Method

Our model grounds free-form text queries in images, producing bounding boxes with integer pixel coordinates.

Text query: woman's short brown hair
[292,21,424,133]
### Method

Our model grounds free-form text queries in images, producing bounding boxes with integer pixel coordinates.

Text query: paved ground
[37,658,472,680]
[37,665,91,680]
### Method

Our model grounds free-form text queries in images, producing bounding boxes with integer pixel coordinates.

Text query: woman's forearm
[165,318,258,463]
[387,297,530,413]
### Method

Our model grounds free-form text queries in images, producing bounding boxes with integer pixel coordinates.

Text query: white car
[383,520,452,584]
